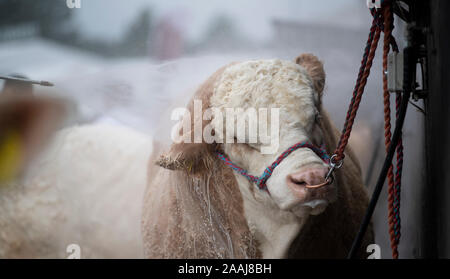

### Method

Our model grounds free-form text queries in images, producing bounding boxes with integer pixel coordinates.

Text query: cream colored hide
[0,124,152,258]
[142,54,373,259]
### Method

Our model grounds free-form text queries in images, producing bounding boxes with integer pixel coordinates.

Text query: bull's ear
[155,101,216,174]
[156,63,230,174]
[295,53,326,97]
[0,96,65,182]
[156,142,216,174]
[155,96,217,174]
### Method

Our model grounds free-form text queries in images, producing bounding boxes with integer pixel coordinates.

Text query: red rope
[333,13,381,162]
[382,3,401,259]
[331,0,403,258]
[335,16,379,157]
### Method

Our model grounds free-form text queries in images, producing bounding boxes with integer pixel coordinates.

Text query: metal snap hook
[325,154,343,182]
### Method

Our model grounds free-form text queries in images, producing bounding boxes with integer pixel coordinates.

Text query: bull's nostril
[288,167,329,189]
[293,180,307,186]
[288,175,307,187]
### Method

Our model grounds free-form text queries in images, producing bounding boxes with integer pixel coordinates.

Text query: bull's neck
[233,174,307,259]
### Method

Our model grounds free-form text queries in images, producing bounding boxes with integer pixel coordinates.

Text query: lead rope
[326,8,382,175]
[382,3,403,259]
[325,1,404,258]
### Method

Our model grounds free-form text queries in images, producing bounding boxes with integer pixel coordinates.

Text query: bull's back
[0,124,152,258]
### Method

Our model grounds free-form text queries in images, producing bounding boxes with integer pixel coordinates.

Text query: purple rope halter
[217,141,330,191]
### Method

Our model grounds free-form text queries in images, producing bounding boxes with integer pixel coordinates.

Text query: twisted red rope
[382,3,403,259]
[331,1,403,258]
[382,3,400,259]
[333,11,382,162]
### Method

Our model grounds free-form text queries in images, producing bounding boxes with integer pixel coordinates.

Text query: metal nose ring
[305,174,334,189]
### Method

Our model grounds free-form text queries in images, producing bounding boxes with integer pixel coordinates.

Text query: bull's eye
[247,142,261,152]
[311,122,325,147]
[312,112,324,144]
[315,112,322,124]
[234,136,260,152]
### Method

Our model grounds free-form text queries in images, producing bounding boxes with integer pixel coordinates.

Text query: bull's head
[157,54,336,218]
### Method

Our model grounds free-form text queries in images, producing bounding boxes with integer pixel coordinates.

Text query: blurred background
[0,0,426,258]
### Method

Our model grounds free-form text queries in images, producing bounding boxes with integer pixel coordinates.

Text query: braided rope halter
[217,141,331,192]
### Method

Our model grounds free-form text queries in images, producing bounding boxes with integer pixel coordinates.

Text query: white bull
[142,54,374,258]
